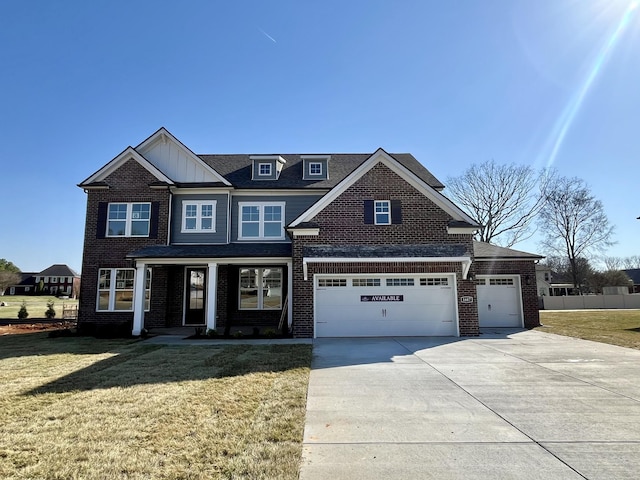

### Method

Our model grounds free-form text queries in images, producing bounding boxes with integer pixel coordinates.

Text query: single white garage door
[477,275,523,328]
[315,274,458,337]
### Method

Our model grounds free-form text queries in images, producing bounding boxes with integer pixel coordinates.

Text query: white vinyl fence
[541,294,640,310]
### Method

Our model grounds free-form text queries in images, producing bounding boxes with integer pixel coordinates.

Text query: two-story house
[77,128,541,338]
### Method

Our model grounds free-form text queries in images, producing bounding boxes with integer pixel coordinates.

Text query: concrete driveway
[300,329,640,479]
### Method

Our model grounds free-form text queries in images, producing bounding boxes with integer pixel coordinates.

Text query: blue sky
[1,0,638,273]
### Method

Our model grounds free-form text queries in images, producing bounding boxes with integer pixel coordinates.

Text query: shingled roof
[197,153,445,190]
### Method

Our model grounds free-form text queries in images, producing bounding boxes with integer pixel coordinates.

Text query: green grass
[0,295,78,320]
[0,333,312,479]
[537,309,640,350]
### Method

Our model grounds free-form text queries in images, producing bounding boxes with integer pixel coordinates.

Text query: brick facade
[292,163,479,338]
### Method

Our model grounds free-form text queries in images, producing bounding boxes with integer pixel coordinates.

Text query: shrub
[232,330,244,338]
[206,328,219,338]
[45,300,56,319]
[17,301,28,320]
[263,328,277,338]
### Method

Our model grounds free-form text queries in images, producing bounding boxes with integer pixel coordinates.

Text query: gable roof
[78,146,174,187]
[289,148,479,227]
[38,264,80,277]
[473,241,543,261]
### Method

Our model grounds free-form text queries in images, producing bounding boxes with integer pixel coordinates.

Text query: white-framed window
[239,267,282,310]
[352,278,381,287]
[420,278,450,286]
[239,202,285,240]
[309,162,323,176]
[386,278,414,286]
[318,278,347,287]
[107,202,151,237]
[374,200,391,225]
[490,278,515,286]
[51,277,58,283]
[258,163,272,176]
[97,268,151,311]
[182,201,216,233]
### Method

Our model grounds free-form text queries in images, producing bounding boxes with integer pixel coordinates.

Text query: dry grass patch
[538,309,640,350]
[0,333,311,479]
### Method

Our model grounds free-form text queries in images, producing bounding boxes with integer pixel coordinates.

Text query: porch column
[206,262,218,331]
[132,263,147,336]
[287,261,293,328]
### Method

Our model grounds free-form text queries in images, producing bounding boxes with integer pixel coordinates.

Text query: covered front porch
[126,244,293,336]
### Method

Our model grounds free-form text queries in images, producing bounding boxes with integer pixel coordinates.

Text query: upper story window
[374,200,391,225]
[182,201,216,233]
[239,202,286,240]
[309,162,322,176]
[50,277,58,283]
[363,199,401,225]
[258,163,272,176]
[107,202,151,237]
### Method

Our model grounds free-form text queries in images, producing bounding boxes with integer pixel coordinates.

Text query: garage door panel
[477,276,523,328]
[315,275,458,337]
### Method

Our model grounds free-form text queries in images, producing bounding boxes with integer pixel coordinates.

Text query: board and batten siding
[171,193,229,244]
[231,194,323,242]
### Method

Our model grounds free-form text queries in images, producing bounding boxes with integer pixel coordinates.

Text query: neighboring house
[3,264,80,297]
[35,265,81,297]
[77,127,542,338]
[3,272,36,295]
[624,269,640,294]
[536,264,552,296]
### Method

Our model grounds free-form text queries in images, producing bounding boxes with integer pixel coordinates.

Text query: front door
[185,268,206,325]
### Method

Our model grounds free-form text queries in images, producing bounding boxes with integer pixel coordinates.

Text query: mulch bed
[0,321,77,335]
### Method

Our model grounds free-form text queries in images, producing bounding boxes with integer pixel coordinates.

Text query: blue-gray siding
[231,194,323,242]
[171,193,229,244]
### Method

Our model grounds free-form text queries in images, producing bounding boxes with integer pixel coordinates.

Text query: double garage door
[315,274,458,337]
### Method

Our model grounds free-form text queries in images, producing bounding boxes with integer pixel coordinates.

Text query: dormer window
[302,155,330,180]
[250,155,286,180]
[258,163,272,176]
[309,162,322,176]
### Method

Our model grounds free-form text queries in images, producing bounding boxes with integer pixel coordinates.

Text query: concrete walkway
[300,329,640,479]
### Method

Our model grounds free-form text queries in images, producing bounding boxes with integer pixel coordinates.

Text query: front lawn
[0,333,312,479]
[538,309,640,350]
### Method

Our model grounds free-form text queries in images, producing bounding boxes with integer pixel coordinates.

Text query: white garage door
[477,276,523,328]
[315,274,458,337]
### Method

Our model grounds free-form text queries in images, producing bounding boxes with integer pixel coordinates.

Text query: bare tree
[603,256,623,270]
[538,176,615,292]
[446,160,552,247]
[622,256,640,269]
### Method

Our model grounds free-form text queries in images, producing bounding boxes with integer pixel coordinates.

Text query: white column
[287,261,293,329]
[206,262,218,332]
[132,263,147,336]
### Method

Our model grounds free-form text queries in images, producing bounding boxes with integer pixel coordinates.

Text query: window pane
[131,220,150,236]
[240,269,259,309]
[185,204,197,217]
[108,204,127,219]
[185,218,197,230]
[375,213,390,224]
[263,222,282,237]
[116,270,134,289]
[201,204,213,217]
[114,291,134,310]
[263,268,282,309]
[108,220,126,236]
[264,205,281,221]
[98,270,111,289]
[242,206,260,221]
[98,292,110,310]
[242,222,260,237]
[132,203,150,219]
[201,217,213,230]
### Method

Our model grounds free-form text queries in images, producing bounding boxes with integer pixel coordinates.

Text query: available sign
[360,295,404,302]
